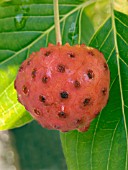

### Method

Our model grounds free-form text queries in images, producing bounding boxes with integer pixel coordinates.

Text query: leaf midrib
[0,15,62,20]
[111,1,128,170]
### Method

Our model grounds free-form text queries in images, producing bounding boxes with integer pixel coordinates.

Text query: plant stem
[53,0,62,45]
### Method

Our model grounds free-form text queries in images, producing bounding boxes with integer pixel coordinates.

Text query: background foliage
[0,0,128,169]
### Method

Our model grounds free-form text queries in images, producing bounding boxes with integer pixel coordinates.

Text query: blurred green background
[10,121,67,170]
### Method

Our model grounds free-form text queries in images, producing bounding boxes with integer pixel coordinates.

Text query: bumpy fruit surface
[14,43,110,132]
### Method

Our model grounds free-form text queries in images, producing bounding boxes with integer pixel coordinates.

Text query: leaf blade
[61,10,128,170]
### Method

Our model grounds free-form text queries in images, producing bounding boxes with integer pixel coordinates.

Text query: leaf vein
[0,31,43,34]
[109,74,118,91]
[119,57,128,68]
[115,16,128,28]
[90,112,102,170]
[107,120,120,170]
[0,81,14,97]
[0,102,18,117]
[78,7,84,44]
[116,31,128,46]
[99,28,113,50]
[76,132,80,170]
[106,46,115,63]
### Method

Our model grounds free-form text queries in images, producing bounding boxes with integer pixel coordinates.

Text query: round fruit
[14,43,110,132]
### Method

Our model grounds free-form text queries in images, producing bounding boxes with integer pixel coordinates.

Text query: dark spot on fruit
[31,68,37,78]
[58,111,66,118]
[22,85,28,94]
[42,76,48,83]
[19,66,23,72]
[14,80,17,89]
[57,64,65,73]
[60,91,68,99]
[27,60,31,65]
[102,88,107,95]
[34,109,41,115]
[74,80,80,88]
[39,95,46,103]
[68,52,75,58]
[54,125,61,129]
[88,50,94,56]
[62,130,69,132]
[44,51,51,57]
[104,63,108,70]
[87,70,94,79]
[75,119,82,124]
[83,98,91,106]
[74,119,83,128]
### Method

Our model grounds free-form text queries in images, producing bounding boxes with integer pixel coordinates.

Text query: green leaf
[0,0,95,130]
[61,10,128,170]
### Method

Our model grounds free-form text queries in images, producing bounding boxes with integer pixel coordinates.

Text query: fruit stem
[53,0,62,45]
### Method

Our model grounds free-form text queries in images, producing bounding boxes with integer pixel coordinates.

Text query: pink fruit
[14,43,110,132]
